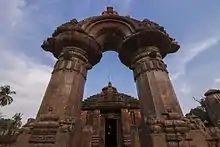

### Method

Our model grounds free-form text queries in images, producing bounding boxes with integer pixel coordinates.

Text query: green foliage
[0,85,16,106]
[0,113,22,136]
[0,84,23,141]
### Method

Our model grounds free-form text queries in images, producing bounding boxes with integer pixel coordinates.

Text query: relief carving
[144,116,163,134]
[131,46,168,79]
[29,135,56,143]
[53,47,91,78]
[52,18,85,37]
[29,113,59,144]
[59,117,75,133]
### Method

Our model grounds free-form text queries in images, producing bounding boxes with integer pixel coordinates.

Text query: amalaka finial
[108,81,112,87]
[102,6,118,15]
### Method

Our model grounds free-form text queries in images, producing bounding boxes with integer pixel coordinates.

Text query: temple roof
[82,82,139,110]
[204,89,220,97]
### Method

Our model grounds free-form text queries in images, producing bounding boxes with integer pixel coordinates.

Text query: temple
[1,7,220,147]
[81,82,141,147]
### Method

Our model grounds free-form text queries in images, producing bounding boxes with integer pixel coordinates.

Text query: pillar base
[137,111,219,147]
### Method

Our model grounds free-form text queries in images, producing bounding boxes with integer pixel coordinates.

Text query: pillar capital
[59,46,88,62]
[119,30,180,67]
[131,46,162,63]
[41,30,102,66]
[130,46,168,80]
[53,46,92,79]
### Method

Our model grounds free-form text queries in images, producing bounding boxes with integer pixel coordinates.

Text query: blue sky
[0,0,220,122]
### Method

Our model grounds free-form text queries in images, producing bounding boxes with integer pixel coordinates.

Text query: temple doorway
[105,119,117,147]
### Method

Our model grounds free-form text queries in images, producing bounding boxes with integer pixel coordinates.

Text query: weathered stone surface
[9,6,220,147]
[204,89,220,127]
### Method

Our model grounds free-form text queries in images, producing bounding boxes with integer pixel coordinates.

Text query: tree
[0,113,22,136]
[0,85,16,106]
[0,85,22,143]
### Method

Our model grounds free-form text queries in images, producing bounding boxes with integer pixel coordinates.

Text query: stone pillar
[130,125,140,147]
[130,110,141,147]
[92,110,101,147]
[121,109,131,147]
[100,115,105,147]
[81,125,93,147]
[130,46,183,119]
[28,47,93,147]
[126,46,183,147]
[37,47,91,120]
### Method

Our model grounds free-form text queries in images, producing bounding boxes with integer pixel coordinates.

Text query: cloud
[108,0,133,14]
[0,48,52,123]
[171,37,220,80]
[213,78,220,88]
[214,78,220,84]
[0,0,52,123]
[0,0,26,27]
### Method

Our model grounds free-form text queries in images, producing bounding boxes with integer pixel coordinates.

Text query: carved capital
[131,46,162,64]
[130,46,168,80]
[53,47,92,78]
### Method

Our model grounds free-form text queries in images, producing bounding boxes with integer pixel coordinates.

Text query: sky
[0,0,220,123]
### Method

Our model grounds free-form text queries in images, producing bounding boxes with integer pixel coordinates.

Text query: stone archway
[14,7,199,147]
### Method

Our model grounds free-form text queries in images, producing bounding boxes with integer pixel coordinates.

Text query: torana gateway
[4,7,220,147]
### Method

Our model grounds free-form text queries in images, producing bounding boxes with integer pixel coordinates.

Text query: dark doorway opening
[105,119,117,147]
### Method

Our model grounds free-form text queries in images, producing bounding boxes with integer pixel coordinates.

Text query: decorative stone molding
[130,111,136,125]
[144,116,163,134]
[29,120,59,144]
[81,82,139,110]
[59,117,75,133]
[123,134,131,147]
[185,114,207,131]
[52,19,86,37]
[91,135,100,147]
[130,46,168,79]
[52,47,92,78]
[29,113,59,144]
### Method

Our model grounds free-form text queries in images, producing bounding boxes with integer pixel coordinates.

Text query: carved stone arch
[80,17,139,52]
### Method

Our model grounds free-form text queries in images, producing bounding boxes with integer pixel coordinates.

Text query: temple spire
[101,6,118,15]
[107,75,111,84]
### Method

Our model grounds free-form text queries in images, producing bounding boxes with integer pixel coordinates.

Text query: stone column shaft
[92,110,101,147]
[27,47,91,147]
[131,46,183,119]
[37,47,90,120]
[121,109,131,146]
